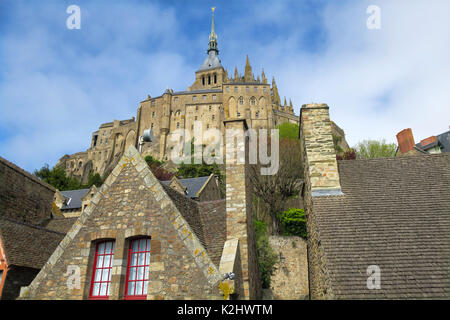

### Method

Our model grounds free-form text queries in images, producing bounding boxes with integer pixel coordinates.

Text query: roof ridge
[0,156,56,192]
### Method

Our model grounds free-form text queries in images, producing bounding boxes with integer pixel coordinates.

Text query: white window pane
[108,268,113,282]
[143,281,148,295]
[136,281,143,295]
[127,281,135,296]
[102,268,109,282]
[137,266,144,280]
[97,255,104,268]
[144,267,149,280]
[131,253,138,266]
[138,252,145,266]
[105,242,112,254]
[98,242,105,254]
[103,255,111,268]
[147,239,151,251]
[139,239,146,251]
[129,267,136,280]
[111,242,115,253]
[132,240,139,252]
[100,283,107,296]
[94,269,102,282]
[92,283,100,296]
[145,253,150,265]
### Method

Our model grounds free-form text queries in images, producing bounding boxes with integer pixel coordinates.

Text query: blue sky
[1,0,449,172]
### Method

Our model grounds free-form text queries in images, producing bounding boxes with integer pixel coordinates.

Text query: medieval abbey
[58,9,298,184]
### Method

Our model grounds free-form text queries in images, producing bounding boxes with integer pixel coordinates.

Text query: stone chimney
[396,128,416,154]
[223,118,260,300]
[299,103,342,196]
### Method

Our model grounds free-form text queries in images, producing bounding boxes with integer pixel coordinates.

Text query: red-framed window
[89,240,115,300]
[125,237,151,300]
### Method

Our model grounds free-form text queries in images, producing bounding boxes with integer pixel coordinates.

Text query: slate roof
[416,130,450,153]
[161,176,210,199]
[60,189,89,210]
[312,153,450,299]
[0,216,65,269]
[160,183,226,267]
[40,217,78,233]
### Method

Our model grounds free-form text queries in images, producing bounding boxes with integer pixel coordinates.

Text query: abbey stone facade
[57,10,299,183]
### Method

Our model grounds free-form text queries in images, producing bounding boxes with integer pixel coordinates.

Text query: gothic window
[89,240,115,300]
[214,74,217,83]
[209,105,212,111]
[208,76,211,85]
[212,94,216,100]
[202,76,205,86]
[125,238,151,300]
[250,97,256,106]
[239,97,244,105]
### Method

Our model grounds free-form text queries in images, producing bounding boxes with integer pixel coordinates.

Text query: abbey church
[57,9,300,183]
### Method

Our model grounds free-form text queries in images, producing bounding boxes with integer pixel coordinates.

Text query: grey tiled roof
[416,130,450,153]
[161,176,210,199]
[60,189,89,210]
[0,217,65,269]
[40,217,77,233]
[313,153,450,299]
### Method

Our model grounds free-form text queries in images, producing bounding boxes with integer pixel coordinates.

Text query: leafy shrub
[278,208,307,239]
[254,219,279,288]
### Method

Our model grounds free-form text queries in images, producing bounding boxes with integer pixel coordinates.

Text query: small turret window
[208,76,211,85]
[214,74,217,83]
[202,76,205,86]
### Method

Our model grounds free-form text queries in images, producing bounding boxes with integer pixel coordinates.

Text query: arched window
[239,97,244,105]
[208,75,211,85]
[214,74,217,83]
[202,76,205,86]
[125,237,151,300]
[250,97,256,106]
[89,240,115,300]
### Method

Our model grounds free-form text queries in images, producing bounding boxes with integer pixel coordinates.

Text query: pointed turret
[289,99,294,112]
[271,77,281,105]
[197,8,222,72]
[224,68,228,83]
[284,97,287,108]
[234,66,239,81]
[244,55,253,82]
[261,69,267,84]
[208,7,218,54]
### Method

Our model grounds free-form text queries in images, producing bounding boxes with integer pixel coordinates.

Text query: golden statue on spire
[212,7,216,13]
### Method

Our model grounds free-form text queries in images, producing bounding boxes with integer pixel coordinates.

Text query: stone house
[54,186,98,218]
[20,119,261,300]
[299,103,450,299]
[396,127,450,156]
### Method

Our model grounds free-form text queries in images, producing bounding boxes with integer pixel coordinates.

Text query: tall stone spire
[208,7,218,54]
[234,66,239,80]
[271,77,281,105]
[244,55,253,82]
[261,69,267,84]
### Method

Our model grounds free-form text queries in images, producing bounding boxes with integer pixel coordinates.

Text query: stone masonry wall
[23,148,223,300]
[268,236,308,300]
[299,104,337,299]
[0,156,55,225]
[224,119,261,299]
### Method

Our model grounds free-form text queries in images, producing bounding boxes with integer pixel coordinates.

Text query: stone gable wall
[22,150,223,300]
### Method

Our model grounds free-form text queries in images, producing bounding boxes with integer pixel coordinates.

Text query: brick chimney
[396,128,415,154]
[419,136,436,148]
[223,118,260,300]
[299,103,342,196]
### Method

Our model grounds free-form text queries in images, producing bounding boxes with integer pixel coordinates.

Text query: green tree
[254,220,279,288]
[276,123,299,140]
[87,172,103,188]
[355,139,397,159]
[34,164,84,191]
[278,208,307,239]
